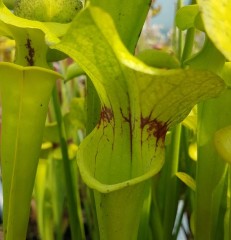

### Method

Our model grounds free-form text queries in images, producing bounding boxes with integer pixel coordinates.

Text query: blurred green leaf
[175,5,199,30]
[43,123,60,143]
[65,62,85,81]
[53,144,78,160]
[46,48,68,62]
[69,97,86,130]
[221,62,231,87]
[182,107,197,132]
[214,126,231,164]
[184,38,225,72]
[137,49,180,69]
[176,172,196,191]
[188,142,197,161]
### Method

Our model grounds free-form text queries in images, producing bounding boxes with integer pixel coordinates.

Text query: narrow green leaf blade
[176,172,196,191]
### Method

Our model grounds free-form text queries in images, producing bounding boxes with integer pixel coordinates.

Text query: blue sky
[153,0,191,32]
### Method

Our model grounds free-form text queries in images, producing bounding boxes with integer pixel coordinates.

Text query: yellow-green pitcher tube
[94,182,148,240]
[0,62,60,240]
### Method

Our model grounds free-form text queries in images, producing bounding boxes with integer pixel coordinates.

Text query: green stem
[163,124,182,240]
[176,0,184,59]
[181,27,195,64]
[137,180,152,240]
[85,77,100,239]
[52,84,84,240]
[43,202,54,240]
[150,183,164,240]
